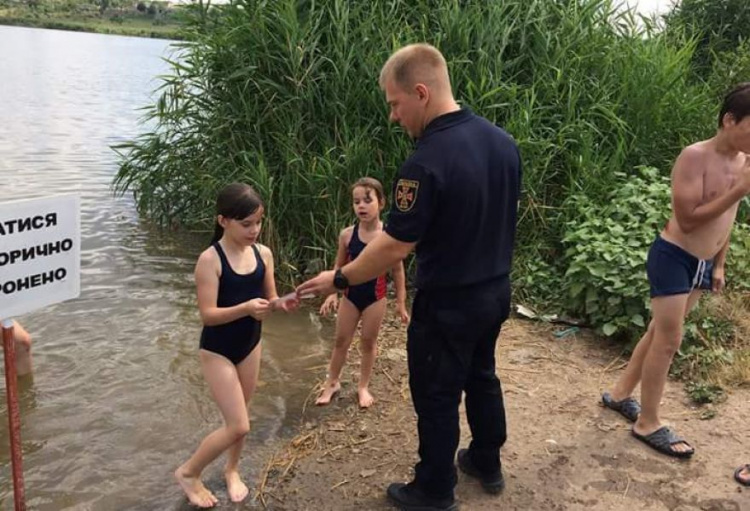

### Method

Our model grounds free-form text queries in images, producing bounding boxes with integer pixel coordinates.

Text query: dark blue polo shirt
[385,108,521,291]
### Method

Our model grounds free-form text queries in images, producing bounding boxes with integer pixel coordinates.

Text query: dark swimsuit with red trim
[344,223,387,312]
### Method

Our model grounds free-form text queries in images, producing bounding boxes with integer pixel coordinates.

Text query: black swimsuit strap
[214,242,264,275]
[251,244,263,270]
[351,222,360,244]
[213,242,230,271]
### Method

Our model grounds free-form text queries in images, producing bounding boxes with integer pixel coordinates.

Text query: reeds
[114,0,717,285]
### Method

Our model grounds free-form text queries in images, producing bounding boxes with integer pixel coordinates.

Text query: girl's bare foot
[200,486,218,507]
[358,387,374,408]
[225,470,249,503]
[175,467,218,508]
[315,381,341,406]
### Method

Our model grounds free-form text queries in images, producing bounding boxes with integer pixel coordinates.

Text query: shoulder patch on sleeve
[395,179,419,212]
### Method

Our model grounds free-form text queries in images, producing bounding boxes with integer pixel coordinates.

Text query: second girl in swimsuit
[316,177,409,409]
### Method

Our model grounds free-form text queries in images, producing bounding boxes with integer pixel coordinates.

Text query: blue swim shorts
[646,236,713,298]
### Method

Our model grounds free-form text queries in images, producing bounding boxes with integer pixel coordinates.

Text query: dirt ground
[255,305,749,511]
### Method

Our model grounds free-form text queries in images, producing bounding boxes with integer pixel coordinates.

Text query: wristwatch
[333,268,350,290]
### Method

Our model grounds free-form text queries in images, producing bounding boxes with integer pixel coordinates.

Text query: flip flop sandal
[602,392,641,422]
[631,426,694,459]
[734,464,750,487]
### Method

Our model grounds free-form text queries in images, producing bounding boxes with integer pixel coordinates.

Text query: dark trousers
[407,276,510,499]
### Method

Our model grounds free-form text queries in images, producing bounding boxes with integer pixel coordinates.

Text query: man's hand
[297,270,336,298]
[712,266,726,293]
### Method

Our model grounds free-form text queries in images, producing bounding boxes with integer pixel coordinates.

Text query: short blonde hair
[379,43,452,94]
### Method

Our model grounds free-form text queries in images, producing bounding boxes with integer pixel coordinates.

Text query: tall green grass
[114,0,718,288]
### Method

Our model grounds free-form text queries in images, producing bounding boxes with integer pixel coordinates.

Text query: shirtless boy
[602,83,750,458]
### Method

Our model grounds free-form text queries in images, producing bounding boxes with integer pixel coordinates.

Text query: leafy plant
[512,257,565,313]
[672,294,742,387]
[561,166,670,340]
[673,343,734,381]
[724,222,750,292]
[684,381,726,404]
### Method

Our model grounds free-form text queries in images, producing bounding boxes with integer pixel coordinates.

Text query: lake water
[0,25,332,510]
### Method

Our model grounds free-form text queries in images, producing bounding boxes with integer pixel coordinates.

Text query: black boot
[456,449,505,494]
[386,482,458,511]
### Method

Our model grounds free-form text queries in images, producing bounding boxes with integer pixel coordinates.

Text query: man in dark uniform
[297,43,521,511]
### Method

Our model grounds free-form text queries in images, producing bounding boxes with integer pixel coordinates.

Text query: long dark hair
[210,183,264,245]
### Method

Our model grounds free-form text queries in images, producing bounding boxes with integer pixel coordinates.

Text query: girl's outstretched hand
[319,294,338,316]
[272,293,300,313]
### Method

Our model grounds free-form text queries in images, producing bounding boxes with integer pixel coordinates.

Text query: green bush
[670,291,750,395]
[723,222,750,292]
[664,0,750,79]
[512,257,565,312]
[683,381,727,404]
[561,167,671,340]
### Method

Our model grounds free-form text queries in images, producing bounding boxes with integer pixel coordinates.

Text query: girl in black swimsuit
[175,183,298,508]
